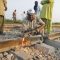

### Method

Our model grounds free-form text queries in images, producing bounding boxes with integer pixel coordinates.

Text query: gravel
[11,43,60,60]
[0,41,60,60]
[0,28,60,60]
[0,32,21,42]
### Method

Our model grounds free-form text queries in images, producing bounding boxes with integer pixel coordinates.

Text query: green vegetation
[52,22,60,25]
[3,19,23,24]
[53,23,60,24]
[0,19,60,25]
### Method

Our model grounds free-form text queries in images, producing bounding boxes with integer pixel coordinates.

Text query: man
[27,9,35,29]
[27,9,45,35]
[13,10,16,23]
[0,0,7,34]
[34,1,40,16]
[40,0,54,34]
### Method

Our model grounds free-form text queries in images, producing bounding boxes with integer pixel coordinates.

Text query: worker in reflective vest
[0,0,7,34]
[40,0,54,34]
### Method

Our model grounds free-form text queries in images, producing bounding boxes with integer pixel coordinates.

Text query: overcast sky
[5,0,60,22]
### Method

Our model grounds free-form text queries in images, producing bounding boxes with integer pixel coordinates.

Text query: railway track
[0,32,60,60]
[44,32,60,48]
[48,32,60,40]
[0,24,60,60]
[0,32,60,52]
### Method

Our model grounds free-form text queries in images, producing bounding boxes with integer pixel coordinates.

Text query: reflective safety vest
[0,0,7,16]
[40,0,54,20]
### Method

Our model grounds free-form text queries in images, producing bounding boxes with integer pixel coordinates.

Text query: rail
[48,32,60,40]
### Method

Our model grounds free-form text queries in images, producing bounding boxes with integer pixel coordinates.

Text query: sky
[5,0,60,22]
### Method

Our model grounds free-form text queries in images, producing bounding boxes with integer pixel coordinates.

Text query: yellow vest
[0,0,5,16]
[49,0,54,2]
[40,0,54,20]
[41,0,54,3]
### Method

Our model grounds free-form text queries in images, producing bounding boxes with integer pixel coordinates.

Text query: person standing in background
[13,9,16,23]
[40,0,54,34]
[33,1,40,25]
[0,0,7,34]
[34,1,40,17]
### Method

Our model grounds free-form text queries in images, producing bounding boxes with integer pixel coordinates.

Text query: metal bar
[44,38,60,48]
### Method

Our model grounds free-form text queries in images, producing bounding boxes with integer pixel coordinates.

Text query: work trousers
[0,15,4,34]
[41,18,52,34]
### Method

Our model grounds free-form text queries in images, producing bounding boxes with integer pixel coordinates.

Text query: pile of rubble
[14,43,60,60]
[0,52,15,60]
[0,43,60,60]
[0,32,21,42]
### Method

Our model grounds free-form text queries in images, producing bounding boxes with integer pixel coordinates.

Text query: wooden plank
[48,32,60,40]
